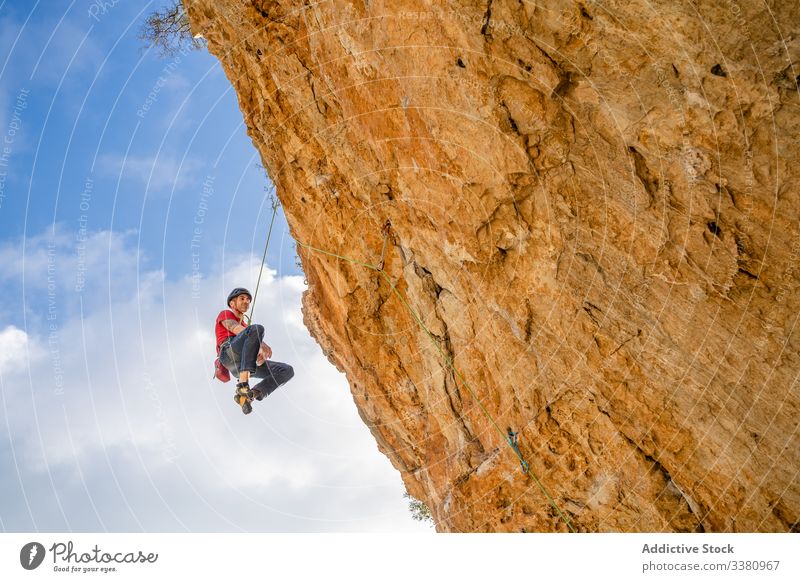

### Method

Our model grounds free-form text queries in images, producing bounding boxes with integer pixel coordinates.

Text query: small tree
[404,492,434,525]
[139,1,205,56]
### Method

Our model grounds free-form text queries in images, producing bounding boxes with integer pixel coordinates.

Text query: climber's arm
[221,319,247,335]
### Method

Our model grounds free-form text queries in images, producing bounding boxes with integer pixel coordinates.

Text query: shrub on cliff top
[140,1,204,56]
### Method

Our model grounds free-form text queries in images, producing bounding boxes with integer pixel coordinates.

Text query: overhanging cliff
[185,0,800,532]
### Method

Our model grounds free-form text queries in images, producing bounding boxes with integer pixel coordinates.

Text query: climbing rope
[246,196,280,326]
[296,222,576,532]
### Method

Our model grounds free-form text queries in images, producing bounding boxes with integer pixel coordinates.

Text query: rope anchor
[507,429,530,474]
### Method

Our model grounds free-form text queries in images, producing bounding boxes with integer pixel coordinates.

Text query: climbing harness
[295,221,576,532]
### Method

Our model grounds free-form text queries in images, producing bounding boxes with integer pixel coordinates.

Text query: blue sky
[0,0,430,532]
[0,0,297,329]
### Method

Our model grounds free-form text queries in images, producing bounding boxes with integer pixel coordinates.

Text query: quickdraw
[507,429,530,474]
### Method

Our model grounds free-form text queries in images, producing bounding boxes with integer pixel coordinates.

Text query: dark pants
[220,325,294,397]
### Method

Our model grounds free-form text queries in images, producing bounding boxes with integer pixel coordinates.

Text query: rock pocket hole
[707,221,721,237]
[711,64,727,77]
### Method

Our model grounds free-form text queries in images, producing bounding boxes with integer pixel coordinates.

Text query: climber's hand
[256,342,272,365]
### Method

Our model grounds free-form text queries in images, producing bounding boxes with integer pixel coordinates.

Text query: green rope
[297,233,575,532]
[247,200,279,325]
[296,241,381,272]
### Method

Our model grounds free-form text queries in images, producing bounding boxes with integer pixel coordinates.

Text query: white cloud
[0,325,30,373]
[98,153,203,193]
[0,227,431,532]
[0,226,152,330]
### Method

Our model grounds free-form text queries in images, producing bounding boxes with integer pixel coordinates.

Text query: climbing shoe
[235,383,253,415]
[235,382,253,399]
[252,387,265,401]
[235,393,252,415]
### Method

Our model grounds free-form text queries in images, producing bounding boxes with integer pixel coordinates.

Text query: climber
[215,287,294,415]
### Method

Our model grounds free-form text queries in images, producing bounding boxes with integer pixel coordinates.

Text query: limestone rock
[185,0,800,532]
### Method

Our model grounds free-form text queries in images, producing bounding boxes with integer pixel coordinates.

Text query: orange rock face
[185,0,799,531]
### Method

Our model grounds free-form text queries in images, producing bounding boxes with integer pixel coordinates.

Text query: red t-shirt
[215,309,243,351]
